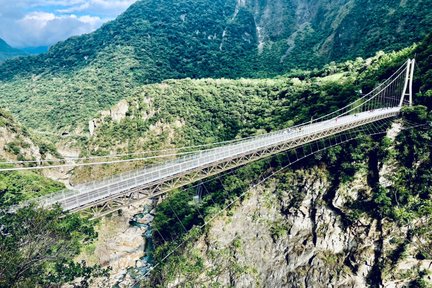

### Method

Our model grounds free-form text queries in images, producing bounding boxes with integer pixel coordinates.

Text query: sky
[0,0,137,48]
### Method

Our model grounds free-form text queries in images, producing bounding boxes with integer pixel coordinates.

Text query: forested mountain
[0,38,26,62]
[0,0,431,132]
[2,0,432,78]
[2,36,431,287]
[1,1,432,286]
[20,46,49,55]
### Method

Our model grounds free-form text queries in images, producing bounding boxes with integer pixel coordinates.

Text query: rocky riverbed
[116,204,156,287]
[77,199,157,287]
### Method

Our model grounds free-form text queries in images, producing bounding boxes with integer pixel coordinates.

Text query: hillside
[149,112,432,286]
[0,109,65,166]
[0,109,65,205]
[0,38,26,62]
[413,33,432,109]
[0,110,110,288]
[2,43,430,286]
[20,46,49,55]
[0,0,431,132]
[72,51,404,183]
[1,0,431,78]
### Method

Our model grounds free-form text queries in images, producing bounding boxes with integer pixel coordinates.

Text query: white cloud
[0,0,137,47]
[7,11,105,47]
[58,3,90,13]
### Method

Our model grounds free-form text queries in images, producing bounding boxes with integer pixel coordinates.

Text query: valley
[1,1,432,287]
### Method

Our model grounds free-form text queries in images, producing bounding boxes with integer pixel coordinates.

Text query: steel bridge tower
[399,58,416,107]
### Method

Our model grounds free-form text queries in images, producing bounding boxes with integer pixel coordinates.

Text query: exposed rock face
[0,125,41,161]
[111,100,130,122]
[163,163,431,287]
[158,118,432,287]
[89,99,129,136]
[171,168,375,287]
[0,109,69,184]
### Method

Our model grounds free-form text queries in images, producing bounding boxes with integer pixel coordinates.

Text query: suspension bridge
[7,59,416,217]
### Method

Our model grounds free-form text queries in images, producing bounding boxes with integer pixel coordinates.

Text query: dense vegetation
[0,47,140,131]
[371,106,431,220]
[0,109,62,165]
[0,168,63,207]
[0,165,109,287]
[0,113,107,287]
[414,32,432,110]
[146,103,432,286]
[0,205,108,287]
[1,0,430,79]
[0,0,431,132]
[75,46,411,157]
[1,47,421,286]
[74,59,380,182]
[0,167,109,287]
[72,44,417,181]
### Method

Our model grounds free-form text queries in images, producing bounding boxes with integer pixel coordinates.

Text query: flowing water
[115,202,156,287]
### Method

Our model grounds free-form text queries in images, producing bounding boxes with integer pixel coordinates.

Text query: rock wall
[77,198,154,288]
[165,167,372,287]
[0,109,70,184]
[162,162,431,287]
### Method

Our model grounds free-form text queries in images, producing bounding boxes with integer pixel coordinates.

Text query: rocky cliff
[154,122,432,287]
[236,0,432,67]
[0,109,69,184]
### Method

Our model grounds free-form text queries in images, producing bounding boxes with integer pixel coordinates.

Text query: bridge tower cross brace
[399,58,416,107]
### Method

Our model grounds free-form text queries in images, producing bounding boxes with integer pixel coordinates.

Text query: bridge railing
[40,107,401,209]
[37,60,412,209]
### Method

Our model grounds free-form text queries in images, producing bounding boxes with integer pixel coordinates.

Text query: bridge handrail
[39,108,401,209]
[36,60,411,208]
[61,61,408,192]
[337,67,406,118]
[307,60,408,123]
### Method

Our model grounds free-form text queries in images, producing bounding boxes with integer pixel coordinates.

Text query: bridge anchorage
[31,59,415,218]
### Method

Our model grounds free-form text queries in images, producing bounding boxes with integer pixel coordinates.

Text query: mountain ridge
[0,0,431,133]
[0,38,26,62]
[1,0,431,80]
[0,2,432,286]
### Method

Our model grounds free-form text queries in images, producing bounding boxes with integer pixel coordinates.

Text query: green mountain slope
[2,0,431,79]
[0,109,64,205]
[0,20,431,287]
[0,0,431,132]
[413,32,432,109]
[0,38,26,62]
[71,48,415,183]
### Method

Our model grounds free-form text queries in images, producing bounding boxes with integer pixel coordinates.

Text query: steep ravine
[155,125,432,287]
[366,135,385,287]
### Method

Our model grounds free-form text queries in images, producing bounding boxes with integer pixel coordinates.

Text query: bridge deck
[40,107,400,212]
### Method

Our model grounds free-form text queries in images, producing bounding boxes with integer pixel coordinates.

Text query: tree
[0,205,109,287]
